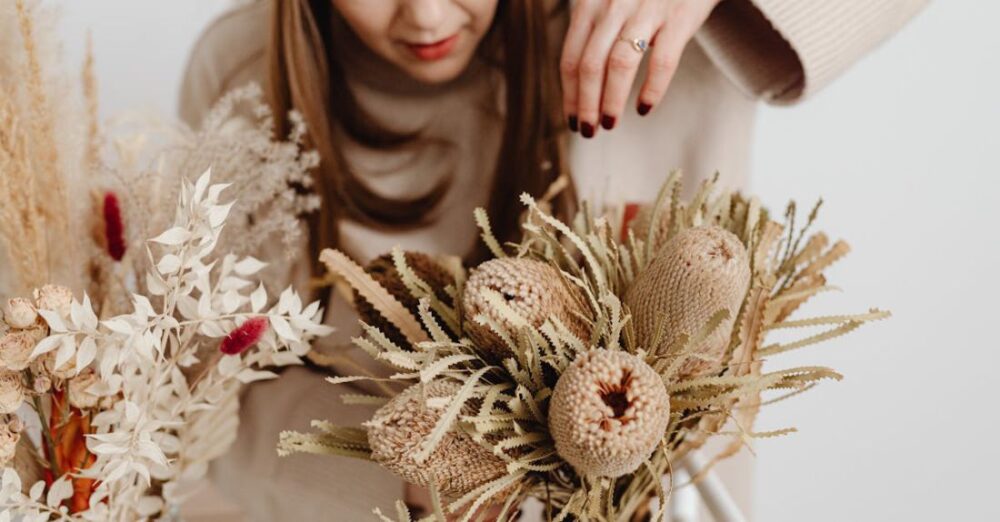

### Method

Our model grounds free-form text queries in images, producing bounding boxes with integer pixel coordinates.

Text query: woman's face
[331,0,500,84]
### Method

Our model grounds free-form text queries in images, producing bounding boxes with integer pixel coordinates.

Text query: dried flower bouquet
[280,171,889,521]
[0,2,331,519]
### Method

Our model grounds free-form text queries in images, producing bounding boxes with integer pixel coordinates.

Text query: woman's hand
[561,0,722,137]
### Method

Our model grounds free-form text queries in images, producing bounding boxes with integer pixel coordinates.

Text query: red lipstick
[405,34,459,61]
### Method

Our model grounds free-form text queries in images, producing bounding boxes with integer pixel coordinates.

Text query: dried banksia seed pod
[34,285,73,317]
[549,349,670,477]
[463,258,589,358]
[366,381,507,496]
[0,372,25,415]
[354,252,455,348]
[625,226,751,380]
[3,298,38,329]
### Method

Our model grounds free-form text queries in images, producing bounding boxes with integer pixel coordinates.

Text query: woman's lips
[404,34,460,61]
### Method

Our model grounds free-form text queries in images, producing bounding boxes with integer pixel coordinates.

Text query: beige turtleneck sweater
[178,1,925,519]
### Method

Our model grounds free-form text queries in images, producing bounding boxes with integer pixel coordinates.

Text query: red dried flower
[102,192,126,261]
[220,316,269,355]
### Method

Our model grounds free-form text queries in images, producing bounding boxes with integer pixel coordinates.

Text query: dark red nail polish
[568,115,578,132]
[600,114,616,130]
[581,122,595,138]
[637,102,652,116]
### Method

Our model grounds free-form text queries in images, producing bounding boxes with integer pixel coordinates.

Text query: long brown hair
[267,0,575,279]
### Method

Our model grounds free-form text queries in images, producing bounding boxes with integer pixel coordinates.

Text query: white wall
[50,1,999,520]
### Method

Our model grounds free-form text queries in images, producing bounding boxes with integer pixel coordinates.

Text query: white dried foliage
[0,171,333,520]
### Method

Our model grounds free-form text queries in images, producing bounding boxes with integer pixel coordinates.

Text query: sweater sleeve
[694,0,928,103]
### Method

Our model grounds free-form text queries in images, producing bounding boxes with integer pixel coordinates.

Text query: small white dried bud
[34,285,73,317]
[0,331,36,371]
[32,374,52,394]
[0,373,25,415]
[68,372,100,409]
[3,298,38,329]
[0,422,19,465]
[43,352,77,380]
[549,349,671,478]
[7,416,24,433]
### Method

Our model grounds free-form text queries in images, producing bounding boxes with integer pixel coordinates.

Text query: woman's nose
[399,0,447,31]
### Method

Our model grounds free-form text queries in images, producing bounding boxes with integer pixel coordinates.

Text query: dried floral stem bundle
[281,171,888,521]
[0,5,330,519]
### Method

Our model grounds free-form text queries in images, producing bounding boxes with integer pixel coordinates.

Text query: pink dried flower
[220,317,269,355]
[103,191,126,261]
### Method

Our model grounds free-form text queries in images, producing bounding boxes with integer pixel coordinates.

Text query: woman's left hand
[560,0,722,137]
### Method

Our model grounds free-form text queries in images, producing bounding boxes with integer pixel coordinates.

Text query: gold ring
[619,37,650,54]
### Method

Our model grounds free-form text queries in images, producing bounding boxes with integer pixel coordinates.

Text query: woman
[180,0,924,518]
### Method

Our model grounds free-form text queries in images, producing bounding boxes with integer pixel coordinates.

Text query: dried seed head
[0,372,25,415]
[355,252,456,348]
[219,316,269,355]
[34,285,73,317]
[463,258,589,359]
[625,226,751,380]
[68,371,100,409]
[0,331,35,371]
[0,422,20,466]
[3,298,38,329]
[549,349,670,477]
[366,381,507,496]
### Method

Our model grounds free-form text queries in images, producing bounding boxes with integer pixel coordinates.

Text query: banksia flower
[34,285,74,317]
[0,372,25,415]
[463,258,589,359]
[366,381,507,496]
[548,349,670,477]
[354,252,456,348]
[220,316,269,355]
[3,297,38,329]
[625,226,751,380]
[102,191,126,261]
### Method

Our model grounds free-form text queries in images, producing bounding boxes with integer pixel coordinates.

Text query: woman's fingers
[575,2,632,138]
[599,13,662,129]
[636,2,718,115]
[560,0,600,133]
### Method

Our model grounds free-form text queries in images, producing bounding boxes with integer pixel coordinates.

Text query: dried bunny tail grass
[366,380,508,497]
[626,226,751,380]
[354,252,456,348]
[548,349,670,478]
[462,257,590,359]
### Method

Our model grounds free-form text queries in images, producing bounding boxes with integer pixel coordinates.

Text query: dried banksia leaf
[0,372,26,414]
[463,258,589,359]
[626,226,751,379]
[366,381,507,496]
[549,349,670,477]
[354,252,455,348]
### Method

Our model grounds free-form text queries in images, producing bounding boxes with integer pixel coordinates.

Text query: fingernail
[600,114,616,130]
[581,122,595,138]
[637,102,652,116]
[568,114,578,132]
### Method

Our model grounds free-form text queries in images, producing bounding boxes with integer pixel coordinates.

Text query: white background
[50,1,1000,520]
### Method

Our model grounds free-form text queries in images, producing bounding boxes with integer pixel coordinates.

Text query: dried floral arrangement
[0,2,330,519]
[279,171,889,521]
